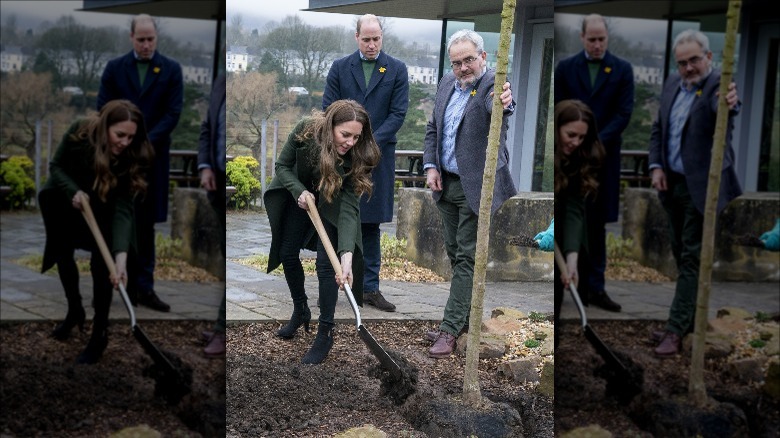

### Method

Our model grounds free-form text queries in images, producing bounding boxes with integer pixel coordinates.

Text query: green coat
[263,119,365,304]
[554,177,588,257]
[40,120,136,273]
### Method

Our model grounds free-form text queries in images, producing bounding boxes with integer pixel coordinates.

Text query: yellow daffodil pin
[379,67,386,73]
[604,67,612,74]
[470,89,477,96]
[696,89,702,97]
[153,67,161,74]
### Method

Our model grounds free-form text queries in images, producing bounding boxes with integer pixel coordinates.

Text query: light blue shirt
[440,85,472,174]
[666,84,698,174]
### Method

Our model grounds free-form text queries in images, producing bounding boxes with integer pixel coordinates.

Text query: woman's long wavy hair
[554,99,605,198]
[298,99,380,203]
[77,99,154,202]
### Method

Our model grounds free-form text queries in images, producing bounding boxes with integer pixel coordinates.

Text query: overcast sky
[0,0,216,46]
[226,0,442,47]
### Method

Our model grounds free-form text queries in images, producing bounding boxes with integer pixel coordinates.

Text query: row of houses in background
[0,45,214,86]
[226,45,671,87]
[226,45,438,85]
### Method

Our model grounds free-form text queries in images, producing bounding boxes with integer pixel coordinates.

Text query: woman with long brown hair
[264,99,380,364]
[554,99,605,347]
[39,99,153,364]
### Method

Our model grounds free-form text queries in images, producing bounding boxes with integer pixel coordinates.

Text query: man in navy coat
[98,14,183,312]
[323,14,408,312]
[554,14,634,312]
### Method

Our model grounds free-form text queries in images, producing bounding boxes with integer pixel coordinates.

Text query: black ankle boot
[76,325,108,365]
[51,306,86,341]
[301,323,334,364]
[277,304,311,339]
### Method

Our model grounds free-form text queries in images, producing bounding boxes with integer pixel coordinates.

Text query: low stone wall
[396,188,553,282]
[622,188,780,282]
[171,188,225,280]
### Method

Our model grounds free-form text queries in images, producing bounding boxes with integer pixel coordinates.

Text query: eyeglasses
[450,54,480,69]
[676,54,705,69]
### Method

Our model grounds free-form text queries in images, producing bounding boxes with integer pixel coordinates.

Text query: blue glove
[534,218,554,252]
[759,218,780,251]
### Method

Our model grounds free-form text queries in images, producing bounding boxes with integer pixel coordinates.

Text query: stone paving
[0,210,223,323]
[225,211,552,324]
[2,207,777,328]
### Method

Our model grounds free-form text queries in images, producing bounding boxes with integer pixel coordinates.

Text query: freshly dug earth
[0,320,226,437]
[555,319,780,437]
[227,321,554,437]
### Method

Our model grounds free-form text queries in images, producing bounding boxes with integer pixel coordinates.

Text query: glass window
[669,17,741,77]
[759,38,780,192]
[443,20,514,77]
[533,37,554,192]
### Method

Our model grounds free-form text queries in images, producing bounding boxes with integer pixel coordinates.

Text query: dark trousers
[278,202,311,310]
[54,248,113,329]
[580,196,607,299]
[128,195,156,294]
[361,223,381,292]
[208,184,226,332]
[436,173,477,337]
[315,220,340,326]
[554,256,563,350]
[662,173,702,336]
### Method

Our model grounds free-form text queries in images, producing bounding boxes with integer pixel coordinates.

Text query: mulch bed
[554,319,780,437]
[227,321,553,437]
[0,320,226,437]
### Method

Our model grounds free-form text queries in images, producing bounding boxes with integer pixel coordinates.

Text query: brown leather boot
[426,325,469,343]
[654,332,681,356]
[428,332,457,358]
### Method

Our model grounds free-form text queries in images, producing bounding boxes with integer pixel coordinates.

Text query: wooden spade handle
[79,194,117,279]
[304,195,343,278]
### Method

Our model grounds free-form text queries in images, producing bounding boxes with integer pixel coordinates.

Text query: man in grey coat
[648,29,741,356]
[423,29,517,358]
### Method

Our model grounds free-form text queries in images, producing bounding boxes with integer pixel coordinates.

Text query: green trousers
[662,174,703,336]
[436,173,478,337]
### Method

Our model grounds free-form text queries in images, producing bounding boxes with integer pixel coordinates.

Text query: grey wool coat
[423,69,518,215]
[648,69,742,215]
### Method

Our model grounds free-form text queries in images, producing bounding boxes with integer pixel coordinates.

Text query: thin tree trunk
[689,0,741,407]
[462,0,516,407]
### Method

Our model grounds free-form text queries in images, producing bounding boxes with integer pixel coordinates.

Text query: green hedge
[0,155,35,209]
[226,156,261,209]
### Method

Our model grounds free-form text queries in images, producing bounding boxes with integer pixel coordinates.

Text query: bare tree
[689,0,742,408]
[462,0,516,407]
[226,71,297,161]
[228,13,246,47]
[35,16,114,109]
[263,15,343,107]
[0,71,72,159]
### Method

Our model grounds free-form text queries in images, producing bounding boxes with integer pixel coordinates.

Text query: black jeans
[278,202,310,308]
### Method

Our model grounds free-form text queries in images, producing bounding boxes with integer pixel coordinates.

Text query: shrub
[227,156,261,209]
[155,232,183,260]
[606,233,633,259]
[524,339,540,348]
[0,155,36,209]
[749,339,767,349]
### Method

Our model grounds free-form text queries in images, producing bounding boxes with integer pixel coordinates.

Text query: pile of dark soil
[227,321,553,437]
[0,320,225,437]
[555,319,780,437]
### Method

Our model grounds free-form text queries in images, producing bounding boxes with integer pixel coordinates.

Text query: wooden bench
[620,150,651,188]
[169,150,200,187]
[395,149,425,187]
